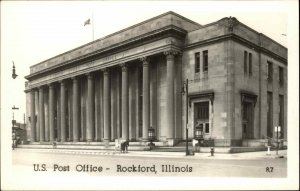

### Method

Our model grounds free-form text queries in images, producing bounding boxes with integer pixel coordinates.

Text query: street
[12,149,286,177]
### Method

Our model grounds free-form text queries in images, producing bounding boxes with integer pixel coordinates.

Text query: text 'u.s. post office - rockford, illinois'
[25,12,287,147]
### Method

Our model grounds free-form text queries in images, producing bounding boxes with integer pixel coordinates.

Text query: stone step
[18,144,151,151]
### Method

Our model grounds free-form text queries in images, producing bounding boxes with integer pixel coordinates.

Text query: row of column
[30,51,177,142]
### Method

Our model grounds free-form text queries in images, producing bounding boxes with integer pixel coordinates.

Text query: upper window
[203,50,208,72]
[244,51,248,74]
[249,53,252,76]
[279,66,284,86]
[267,61,273,82]
[195,52,200,73]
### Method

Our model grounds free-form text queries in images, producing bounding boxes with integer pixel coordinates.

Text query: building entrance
[194,101,209,137]
[242,101,254,139]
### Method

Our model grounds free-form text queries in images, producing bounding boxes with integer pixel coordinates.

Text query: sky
[0,1,297,123]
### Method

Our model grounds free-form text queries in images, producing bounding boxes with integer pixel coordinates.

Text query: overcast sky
[1,1,297,122]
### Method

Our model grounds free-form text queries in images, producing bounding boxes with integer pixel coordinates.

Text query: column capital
[85,72,94,78]
[140,57,150,66]
[59,79,65,85]
[30,88,38,92]
[140,56,149,62]
[101,68,110,74]
[120,63,128,72]
[164,50,180,56]
[71,76,79,82]
[164,50,181,60]
[47,83,54,88]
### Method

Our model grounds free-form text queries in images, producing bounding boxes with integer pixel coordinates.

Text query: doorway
[242,101,253,139]
[194,101,209,137]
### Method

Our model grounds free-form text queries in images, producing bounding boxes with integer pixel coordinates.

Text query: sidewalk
[15,148,287,160]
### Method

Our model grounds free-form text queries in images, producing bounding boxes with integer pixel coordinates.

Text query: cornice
[184,33,287,64]
[26,26,187,81]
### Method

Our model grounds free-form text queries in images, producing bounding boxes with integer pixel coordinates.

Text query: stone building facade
[25,12,287,147]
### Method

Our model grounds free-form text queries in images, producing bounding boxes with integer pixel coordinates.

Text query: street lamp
[148,127,156,147]
[275,126,281,155]
[12,61,18,79]
[182,79,189,156]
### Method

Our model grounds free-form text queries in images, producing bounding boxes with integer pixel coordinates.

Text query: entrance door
[242,102,253,139]
[194,101,209,138]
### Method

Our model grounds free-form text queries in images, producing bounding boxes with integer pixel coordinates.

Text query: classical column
[121,63,129,140]
[30,89,36,142]
[72,77,80,142]
[60,80,66,142]
[103,69,111,142]
[49,83,55,142]
[38,86,45,142]
[86,73,95,141]
[164,50,177,143]
[35,90,39,141]
[141,57,150,140]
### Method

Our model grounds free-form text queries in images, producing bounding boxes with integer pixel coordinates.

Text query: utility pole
[185,79,189,156]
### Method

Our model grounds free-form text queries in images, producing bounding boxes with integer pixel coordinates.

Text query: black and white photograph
[1,1,299,190]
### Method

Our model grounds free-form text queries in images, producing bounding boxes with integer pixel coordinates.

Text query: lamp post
[182,79,189,156]
[12,106,20,149]
[148,126,156,147]
[275,126,281,155]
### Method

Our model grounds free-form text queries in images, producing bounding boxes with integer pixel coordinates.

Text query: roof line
[30,11,201,69]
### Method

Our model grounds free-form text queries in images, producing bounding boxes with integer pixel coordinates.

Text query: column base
[167,139,175,146]
[103,139,110,148]
[73,139,79,142]
[142,138,149,142]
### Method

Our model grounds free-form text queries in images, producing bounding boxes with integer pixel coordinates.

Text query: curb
[14,148,287,160]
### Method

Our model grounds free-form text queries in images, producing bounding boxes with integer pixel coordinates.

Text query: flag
[84,18,91,26]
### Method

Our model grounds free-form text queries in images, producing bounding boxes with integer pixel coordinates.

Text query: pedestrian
[125,140,129,153]
[12,131,16,150]
[120,142,125,153]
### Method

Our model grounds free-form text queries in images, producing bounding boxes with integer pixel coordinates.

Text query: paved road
[12,149,286,178]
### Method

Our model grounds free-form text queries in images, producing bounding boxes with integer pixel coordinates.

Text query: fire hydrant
[210,147,214,156]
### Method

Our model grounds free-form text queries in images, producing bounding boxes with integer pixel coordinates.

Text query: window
[279,66,284,86]
[267,61,273,82]
[194,101,210,134]
[197,102,209,120]
[244,51,248,74]
[205,123,210,133]
[249,53,252,76]
[279,95,284,138]
[267,92,273,137]
[203,50,208,72]
[195,52,200,73]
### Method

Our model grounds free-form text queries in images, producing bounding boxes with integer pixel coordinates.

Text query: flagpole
[91,11,94,41]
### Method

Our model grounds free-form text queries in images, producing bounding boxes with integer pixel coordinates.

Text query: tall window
[198,102,209,120]
[267,61,273,82]
[267,92,273,137]
[194,101,209,133]
[195,52,200,73]
[244,51,248,74]
[203,50,208,72]
[279,95,284,138]
[249,53,252,76]
[279,66,284,86]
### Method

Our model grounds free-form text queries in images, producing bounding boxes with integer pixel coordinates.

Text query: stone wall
[182,41,229,140]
